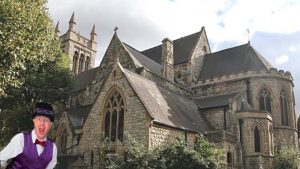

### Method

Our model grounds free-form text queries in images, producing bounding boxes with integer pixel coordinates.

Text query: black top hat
[32,102,54,122]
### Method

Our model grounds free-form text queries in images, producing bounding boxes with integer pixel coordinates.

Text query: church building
[54,13,298,169]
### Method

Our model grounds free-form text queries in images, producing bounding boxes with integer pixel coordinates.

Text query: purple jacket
[10,132,53,169]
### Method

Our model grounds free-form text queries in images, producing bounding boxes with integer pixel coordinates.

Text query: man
[0,102,57,169]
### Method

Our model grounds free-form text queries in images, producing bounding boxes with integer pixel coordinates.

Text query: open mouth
[39,128,45,134]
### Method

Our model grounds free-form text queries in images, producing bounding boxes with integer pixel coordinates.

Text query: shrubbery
[273,146,300,169]
[99,135,225,169]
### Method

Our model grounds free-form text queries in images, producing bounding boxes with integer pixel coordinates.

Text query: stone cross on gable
[114,26,118,33]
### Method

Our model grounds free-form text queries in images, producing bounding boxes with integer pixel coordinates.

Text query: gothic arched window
[85,57,90,71]
[254,126,261,152]
[227,152,233,166]
[57,125,68,154]
[103,90,125,143]
[280,89,289,126]
[259,88,272,113]
[78,54,84,73]
[91,151,94,167]
[72,51,79,74]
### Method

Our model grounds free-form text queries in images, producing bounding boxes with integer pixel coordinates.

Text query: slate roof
[70,68,98,92]
[123,43,161,75]
[121,65,213,133]
[141,30,202,65]
[198,43,273,80]
[65,105,92,128]
[196,93,239,109]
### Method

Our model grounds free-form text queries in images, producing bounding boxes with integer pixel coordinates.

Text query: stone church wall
[193,79,247,98]
[174,62,189,85]
[203,108,227,130]
[273,127,298,147]
[77,68,151,167]
[237,111,273,169]
[213,140,239,169]
[55,114,75,155]
[250,76,296,128]
[150,124,196,149]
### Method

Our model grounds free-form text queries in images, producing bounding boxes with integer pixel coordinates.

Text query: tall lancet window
[103,90,125,143]
[85,57,90,71]
[72,51,79,74]
[254,126,261,152]
[78,54,84,73]
[280,89,289,126]
[259,88,272,113]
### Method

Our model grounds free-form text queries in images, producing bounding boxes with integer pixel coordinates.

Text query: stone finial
[90,24,97,42]
[69,12,76,31]
[69,12,76,23]
[55,21,60,37]
[91,24,96,35]
[114,26,118,33]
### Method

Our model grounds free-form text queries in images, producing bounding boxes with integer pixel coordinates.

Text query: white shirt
[0,130,57,169]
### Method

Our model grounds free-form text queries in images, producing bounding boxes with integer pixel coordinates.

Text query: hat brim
[33,113,54,122]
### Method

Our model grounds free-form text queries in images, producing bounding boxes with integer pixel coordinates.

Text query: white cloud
[289,46,297,52]
[275,54,289,65]
[47,0,300,64]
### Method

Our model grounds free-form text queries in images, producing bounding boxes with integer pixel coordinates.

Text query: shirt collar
[31,130,47,143]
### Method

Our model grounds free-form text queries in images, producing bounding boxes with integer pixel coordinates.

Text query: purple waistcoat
[11,132,53,169]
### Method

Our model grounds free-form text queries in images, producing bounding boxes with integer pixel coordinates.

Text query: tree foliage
[0,0,61,96]
[0,0,73,146]
[0,52,73,146]
[273,146,300,169]
[101,135,225,169]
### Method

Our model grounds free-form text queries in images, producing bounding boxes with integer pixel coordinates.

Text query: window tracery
[104,90,124,142]
[280,89,289,126]
[259,88,272,113]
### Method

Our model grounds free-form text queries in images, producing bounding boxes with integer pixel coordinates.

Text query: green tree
[273,146,300,169]
[0,52,72,144]
[0,53,73,146]
[0,0,61,96]
[0,0,73,146]
[102,135,225,169]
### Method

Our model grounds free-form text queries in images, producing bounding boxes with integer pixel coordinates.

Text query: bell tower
[58,12,97,75]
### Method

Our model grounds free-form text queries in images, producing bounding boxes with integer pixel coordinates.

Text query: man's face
[33,115,52,140]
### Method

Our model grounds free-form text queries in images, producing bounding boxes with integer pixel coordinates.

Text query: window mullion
[109,111,112,142]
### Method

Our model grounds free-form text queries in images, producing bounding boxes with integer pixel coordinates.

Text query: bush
[101,135,225,169]
[273,146,300,169]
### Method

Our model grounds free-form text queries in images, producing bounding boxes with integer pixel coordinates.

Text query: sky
[47,0,300,114]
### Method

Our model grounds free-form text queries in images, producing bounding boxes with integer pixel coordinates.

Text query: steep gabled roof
[198,43,273,80]
[70,68,98,92]
[120,65,213,133]
[141,30,203,65]
[123,43,161,75]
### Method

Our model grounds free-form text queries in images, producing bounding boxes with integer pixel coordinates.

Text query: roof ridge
[122,42,140,52]
[122,67,157,85]
[209,43,250,55]
[123,42,160,65]
[122,67,192,94]
[173,30,202,43]
[142,30,202,52]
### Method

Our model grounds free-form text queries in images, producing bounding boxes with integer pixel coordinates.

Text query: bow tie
[35,139,46,147]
